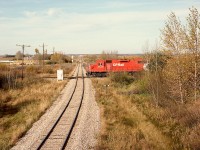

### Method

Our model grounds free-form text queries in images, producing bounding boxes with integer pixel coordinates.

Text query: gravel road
[11,67,100,150]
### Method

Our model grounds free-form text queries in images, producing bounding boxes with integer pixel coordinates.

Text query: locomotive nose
[143,63,149,71]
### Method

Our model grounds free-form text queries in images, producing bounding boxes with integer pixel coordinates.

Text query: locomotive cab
[86,60,107,77]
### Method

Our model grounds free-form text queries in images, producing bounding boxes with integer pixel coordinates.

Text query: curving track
[31,63,84,150]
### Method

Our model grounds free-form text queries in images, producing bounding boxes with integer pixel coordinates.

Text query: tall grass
[128,73,200,149]
[0,79,67,149]
[0,63,74,149]
[92,73,171,150]
[25,63,75,75]
[94,72,200,149]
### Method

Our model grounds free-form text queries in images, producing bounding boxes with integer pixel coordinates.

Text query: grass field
[92,75,172,150]
[92,72,200,149]
[0,63,75,150]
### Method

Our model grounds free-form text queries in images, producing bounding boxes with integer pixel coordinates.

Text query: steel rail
[61,63,85,149]
[36,64,81,150]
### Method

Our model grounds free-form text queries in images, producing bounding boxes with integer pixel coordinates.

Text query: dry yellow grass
[92,78,172,150]
[0,79,68,149]
[0,63,75,150]
[128,77,200,149]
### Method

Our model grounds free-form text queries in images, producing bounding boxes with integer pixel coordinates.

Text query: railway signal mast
[16,44,31,80]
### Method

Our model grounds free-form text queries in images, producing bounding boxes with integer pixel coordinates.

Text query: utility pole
[53,47,55,54]
[16,44,30,80]
[39,43,47,74]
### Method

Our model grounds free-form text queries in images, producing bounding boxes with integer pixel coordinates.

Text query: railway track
[32,63,85,150]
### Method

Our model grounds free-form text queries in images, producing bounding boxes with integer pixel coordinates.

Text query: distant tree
[50,52,64,64]
[100,50,118,59]
[110,50,118,59]
[35,48,39,54]
[100,50,107,60]
[83,55,97,63]
[15,51,23,60]
[63,55,72,63]
[34,48,42,65]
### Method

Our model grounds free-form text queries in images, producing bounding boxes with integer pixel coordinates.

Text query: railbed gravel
[65,78,100,150]
[11,68,100,150]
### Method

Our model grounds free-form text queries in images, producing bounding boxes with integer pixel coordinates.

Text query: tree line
[145,7,200,105]
[15,49,72,64]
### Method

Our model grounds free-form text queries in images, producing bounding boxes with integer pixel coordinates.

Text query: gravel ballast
[11,67,100,150]
[66,78,100,150]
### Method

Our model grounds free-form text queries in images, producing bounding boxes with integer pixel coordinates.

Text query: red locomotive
[86,58,147,77]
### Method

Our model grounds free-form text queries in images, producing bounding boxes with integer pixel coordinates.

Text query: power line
[16,44,31,80]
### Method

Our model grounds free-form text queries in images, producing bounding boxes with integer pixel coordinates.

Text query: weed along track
[31,63,85,150]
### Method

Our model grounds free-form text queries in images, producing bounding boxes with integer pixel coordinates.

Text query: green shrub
[135,76,149,94]
[110,72,134,86]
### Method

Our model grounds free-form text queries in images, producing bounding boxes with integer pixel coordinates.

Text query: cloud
[24,11,37,18]
[1,0,199,54]
[0,7,187,44]
[24,8,64,18]
[46,8,63,17]
[103,1,157,9]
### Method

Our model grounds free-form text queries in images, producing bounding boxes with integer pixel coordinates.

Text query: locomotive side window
[98,63,103,67]
[106,60,112,63]
[120,60,129,62]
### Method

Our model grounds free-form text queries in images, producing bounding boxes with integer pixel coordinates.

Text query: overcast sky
[0,0,200,55]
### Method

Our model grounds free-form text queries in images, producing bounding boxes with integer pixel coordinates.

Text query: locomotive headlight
[143,63,149,71]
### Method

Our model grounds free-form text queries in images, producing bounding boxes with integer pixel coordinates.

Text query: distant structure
[0,60,14,64]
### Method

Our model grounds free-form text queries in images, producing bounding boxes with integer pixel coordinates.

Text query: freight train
[86,58,147,77]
